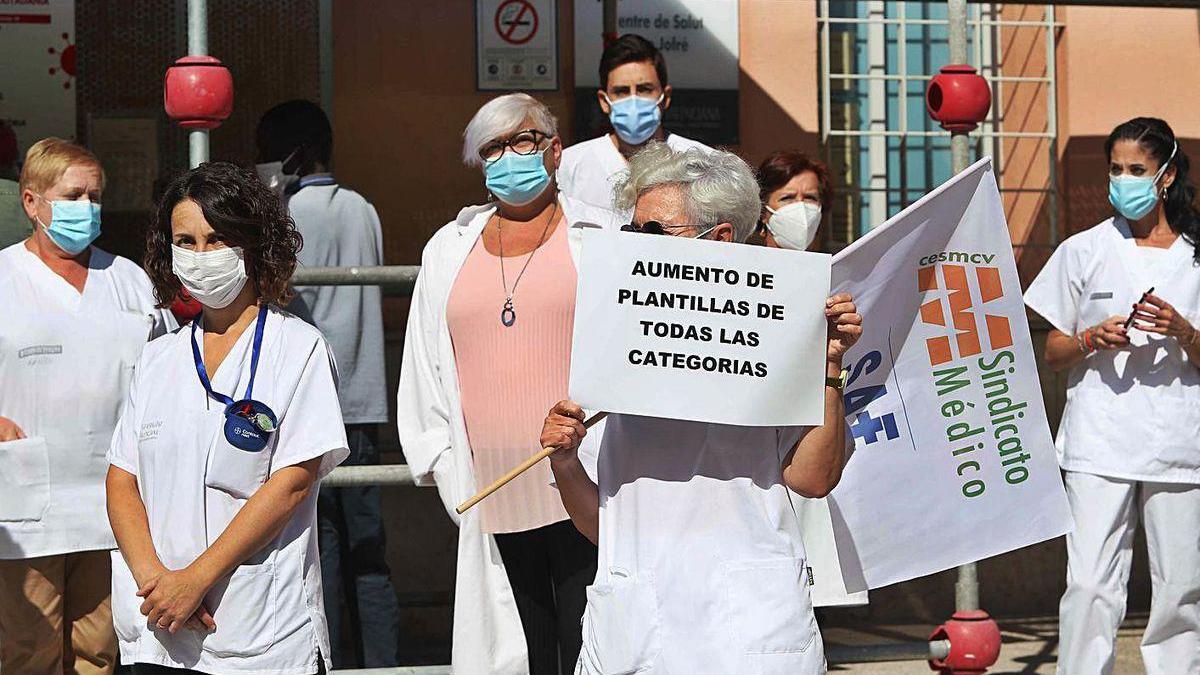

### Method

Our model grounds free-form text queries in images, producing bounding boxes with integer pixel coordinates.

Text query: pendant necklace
[497,200,559,327]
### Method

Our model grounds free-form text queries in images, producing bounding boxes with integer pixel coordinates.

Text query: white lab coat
[577,415,827,674]
[107,307,349,674]
[397,194,618,675]
[0,243,174,559]
[1024,216,1200,482]
[557,134,712,213]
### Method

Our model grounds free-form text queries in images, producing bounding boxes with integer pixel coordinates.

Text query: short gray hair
[461,93,558,168]
[614,142,760,242]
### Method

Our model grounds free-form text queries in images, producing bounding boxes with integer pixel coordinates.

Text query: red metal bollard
[928,610,1002,674]
[925,64,992,133]
[163,55,234,130]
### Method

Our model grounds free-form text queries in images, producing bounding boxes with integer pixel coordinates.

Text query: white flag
[826,158,1073,591]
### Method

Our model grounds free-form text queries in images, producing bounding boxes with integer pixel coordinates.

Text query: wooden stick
[456,412,607,515]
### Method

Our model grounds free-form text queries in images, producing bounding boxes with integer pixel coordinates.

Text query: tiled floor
[825,614,1149,674]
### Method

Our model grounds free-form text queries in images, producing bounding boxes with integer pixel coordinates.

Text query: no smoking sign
[476,0,557,91]
[494,0,538,45]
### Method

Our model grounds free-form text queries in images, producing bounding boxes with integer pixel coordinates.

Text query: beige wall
[332,0,821,267]
[1057,6,1200,236]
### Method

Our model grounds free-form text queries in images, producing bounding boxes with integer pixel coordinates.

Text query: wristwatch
[825,370,848,390]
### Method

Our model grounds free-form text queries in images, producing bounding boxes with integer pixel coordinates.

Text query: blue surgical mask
[484,149,551,206]
[35,196,101,255]
[1109,142,1177,222]
[605,93,664,145]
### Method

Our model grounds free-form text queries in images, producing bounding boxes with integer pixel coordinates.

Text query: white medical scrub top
[1024,217,1200,483]
[0,243,174,559]
[287,176,388,424]
[578,414,826,674]
[106,306,349,675]
[557,133,712,214]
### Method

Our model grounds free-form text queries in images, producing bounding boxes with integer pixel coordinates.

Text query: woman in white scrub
[0,138,174,674]
[106,162,349,674]
[1025,117,1200,675]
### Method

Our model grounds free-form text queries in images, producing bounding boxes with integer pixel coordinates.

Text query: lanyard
[191,305,268,407]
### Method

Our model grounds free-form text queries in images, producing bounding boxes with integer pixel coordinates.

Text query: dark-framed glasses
[621,220,666,235]
[480,129,550,163]
[621,221,718,240]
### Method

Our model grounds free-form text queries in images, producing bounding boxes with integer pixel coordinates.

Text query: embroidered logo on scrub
[18,345,63,359]
[139,421,164,442]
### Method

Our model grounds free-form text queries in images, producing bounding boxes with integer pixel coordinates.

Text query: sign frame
[475,0,560,92]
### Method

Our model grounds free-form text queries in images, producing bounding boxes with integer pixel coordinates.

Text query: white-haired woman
[542,143,862,674]
[397,93,618,675]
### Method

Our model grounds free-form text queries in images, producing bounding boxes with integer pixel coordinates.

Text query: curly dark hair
[145,161,303,308]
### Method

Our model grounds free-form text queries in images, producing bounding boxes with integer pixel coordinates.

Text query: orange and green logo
[918,261,1013,366]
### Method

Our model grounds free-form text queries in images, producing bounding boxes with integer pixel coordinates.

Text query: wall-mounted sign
[0,0,77,155]
[476,0,559,91]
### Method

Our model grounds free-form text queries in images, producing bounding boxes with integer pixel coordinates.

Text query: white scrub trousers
[1057,470,1200,674]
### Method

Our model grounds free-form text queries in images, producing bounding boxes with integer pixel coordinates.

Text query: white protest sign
[570,229,831,427]
[825,158,1072,592]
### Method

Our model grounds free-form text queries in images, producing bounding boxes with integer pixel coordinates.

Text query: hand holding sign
[825,293,864,361]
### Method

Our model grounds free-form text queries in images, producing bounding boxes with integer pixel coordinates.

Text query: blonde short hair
[18,138,106,195]
[461,93,558,168]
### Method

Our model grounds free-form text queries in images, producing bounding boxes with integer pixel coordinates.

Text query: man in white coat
[0,138,175,673]
[557,34,711,214]
[256,100,400,668]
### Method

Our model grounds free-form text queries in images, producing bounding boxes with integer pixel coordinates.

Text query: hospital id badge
[223,399,277,452]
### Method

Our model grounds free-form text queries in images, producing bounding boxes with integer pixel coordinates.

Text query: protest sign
[825,158,1072,591]
[570,230,831,426]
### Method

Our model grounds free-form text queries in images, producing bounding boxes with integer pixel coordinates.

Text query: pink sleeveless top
[446,218,575,534]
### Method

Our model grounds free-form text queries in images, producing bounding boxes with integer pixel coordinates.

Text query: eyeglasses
[621,220,666,235]
[621,221,718,240]
[479,129,551,163]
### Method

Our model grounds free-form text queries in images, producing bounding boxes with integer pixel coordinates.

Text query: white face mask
[765,201,822,250]
[255,161,299,198]
[171,245,250,309]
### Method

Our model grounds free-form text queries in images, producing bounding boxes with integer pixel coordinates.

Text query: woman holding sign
[397,94,620,675]
[105,162,349,674]
[1025,117,1200,674]
[542,143,862,674]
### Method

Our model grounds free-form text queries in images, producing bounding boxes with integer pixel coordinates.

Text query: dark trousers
[318,425,401,668]
[493,520,598,675]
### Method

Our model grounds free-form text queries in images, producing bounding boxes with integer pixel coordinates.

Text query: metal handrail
[291,265,420,291]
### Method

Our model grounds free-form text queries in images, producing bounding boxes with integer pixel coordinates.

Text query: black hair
[255,99,333,171]
[599,34,669,90]
[1105,117,1200,261]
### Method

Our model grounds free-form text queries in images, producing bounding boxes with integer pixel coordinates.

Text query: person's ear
[1162,165,1177,191]
[21,188,39,224]
[547,136,563,172]
[597,89,612,115]
[662,85,673,112]
[712,222,735,242]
